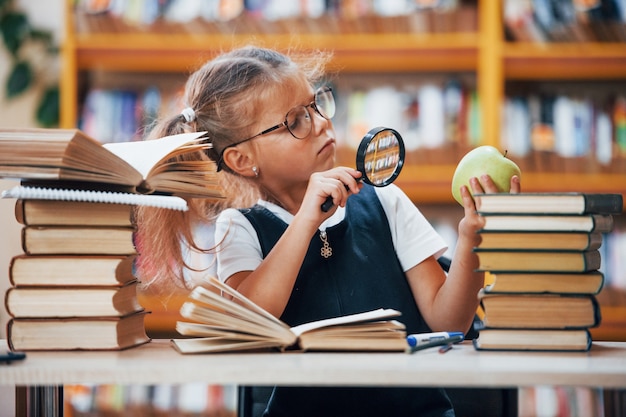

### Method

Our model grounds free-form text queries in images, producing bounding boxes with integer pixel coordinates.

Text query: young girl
[137,45,521,417]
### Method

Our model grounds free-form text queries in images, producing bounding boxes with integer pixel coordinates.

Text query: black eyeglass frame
[217,86,335,170]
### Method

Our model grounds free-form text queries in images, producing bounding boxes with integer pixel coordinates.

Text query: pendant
[320,230,332,258]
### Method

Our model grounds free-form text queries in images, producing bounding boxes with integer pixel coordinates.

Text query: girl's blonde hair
[135,45,331,293]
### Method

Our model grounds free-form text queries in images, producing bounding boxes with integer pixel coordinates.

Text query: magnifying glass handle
[321,196,334,212]
[321,182,355,212]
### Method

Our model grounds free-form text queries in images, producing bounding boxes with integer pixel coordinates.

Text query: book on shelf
[9,254,136,287]
[6,312,150,351]
[0,128,224,199]
[172,277,407,354]
[14,199,134,226]
[473,192,623,215]
[478,213,615,233]
[4,281,143,318]
[472,327,592,352]
[21,225,136,255]
[483,271,605,295]
[475,231,604,251]
[474,249,601,273]
[478,291,601,329]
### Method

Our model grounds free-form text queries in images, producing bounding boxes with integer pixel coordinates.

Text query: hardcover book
[8,254,137,287]
[478,291,601,330]
[474,249,601,273]
[473,192,623,215]
[14,199,135,226]
[21,226,136,255]
[472,326,592,352]
[5,281,143,318]
[6,312,150,351]
[478,213,614,233]
[482,271,604,295]
[475,231,603,251]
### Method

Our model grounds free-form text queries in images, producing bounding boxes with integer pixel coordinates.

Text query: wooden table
[2,339,626,416]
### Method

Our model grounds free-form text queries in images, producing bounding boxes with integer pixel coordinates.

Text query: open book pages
[0,129,224,199]
[172,277,407,354]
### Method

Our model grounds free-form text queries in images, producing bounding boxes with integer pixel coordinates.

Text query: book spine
[14,199,26,225]
[8,255,18,287]
[3,288,12,318]
[591,214,614,233]
[590,296,601,328]
[20,227,27,254]
[585,251,602,273]
[584,194,624,214]
[5,320,16,351]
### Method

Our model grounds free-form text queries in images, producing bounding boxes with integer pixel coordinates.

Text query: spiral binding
[1,186,188,211]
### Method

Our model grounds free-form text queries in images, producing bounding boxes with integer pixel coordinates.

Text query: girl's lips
[319,138,336,154]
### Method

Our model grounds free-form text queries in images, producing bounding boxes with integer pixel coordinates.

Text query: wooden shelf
[71,32,479,73]
[503,42,626,79]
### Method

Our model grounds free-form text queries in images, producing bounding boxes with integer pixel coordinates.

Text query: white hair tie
[181,107,196,123]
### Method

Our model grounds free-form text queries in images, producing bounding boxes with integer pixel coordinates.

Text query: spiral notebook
[1,185,188,211]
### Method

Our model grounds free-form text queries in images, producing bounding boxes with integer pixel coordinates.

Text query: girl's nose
[311,107,331,136]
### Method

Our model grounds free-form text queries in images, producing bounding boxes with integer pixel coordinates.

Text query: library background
[1,0,625,416]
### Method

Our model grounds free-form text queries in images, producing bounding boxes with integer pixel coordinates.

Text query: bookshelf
[60,0,626,199]
[60,0,626,340]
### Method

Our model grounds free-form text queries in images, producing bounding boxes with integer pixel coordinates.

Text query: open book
[172,278,408,354]
[0,128,224,199]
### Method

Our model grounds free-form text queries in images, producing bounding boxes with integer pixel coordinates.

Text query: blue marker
[406,331,464,348]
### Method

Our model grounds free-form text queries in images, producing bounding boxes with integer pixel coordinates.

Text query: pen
[406,331,464,348]
[407,334,464,354]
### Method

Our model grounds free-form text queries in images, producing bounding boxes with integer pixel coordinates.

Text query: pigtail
[134,111,208,293]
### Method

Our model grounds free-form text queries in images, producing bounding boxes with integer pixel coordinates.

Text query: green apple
[451,145,521,205]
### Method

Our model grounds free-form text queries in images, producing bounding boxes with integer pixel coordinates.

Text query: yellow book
[478,291,601,329]
[15,199,135,226]
[9,254,136,287]
[5,281,143,318]
[6,312,150,351]
[21,226,136,255]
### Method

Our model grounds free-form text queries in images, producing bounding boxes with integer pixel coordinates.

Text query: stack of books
[470,192,623,352]
[4,198,151,351]
[0,128,225,351]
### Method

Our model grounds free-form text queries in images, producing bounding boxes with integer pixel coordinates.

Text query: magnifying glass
[321,126,405,212]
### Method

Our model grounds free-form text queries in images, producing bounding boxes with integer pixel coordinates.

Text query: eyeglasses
[217,86,335,170]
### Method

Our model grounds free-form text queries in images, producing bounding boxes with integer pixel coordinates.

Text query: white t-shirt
[214,184,448,282]
[181,221,217,286]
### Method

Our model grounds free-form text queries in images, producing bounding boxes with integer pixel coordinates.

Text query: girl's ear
[222,146,256,178]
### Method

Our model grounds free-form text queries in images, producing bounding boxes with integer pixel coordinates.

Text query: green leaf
[6,60,32,98]
[30,28,53,46]
[0,12,30,56]
[36,86,59,127]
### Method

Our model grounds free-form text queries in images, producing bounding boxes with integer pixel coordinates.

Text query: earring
[252,166,259,178]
